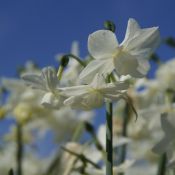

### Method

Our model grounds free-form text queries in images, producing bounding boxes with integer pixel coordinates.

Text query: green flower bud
[165,37,175,48]
[104,20,116,33]
[60,55,69,67]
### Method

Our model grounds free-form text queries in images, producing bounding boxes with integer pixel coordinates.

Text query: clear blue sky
[0,0,175,77]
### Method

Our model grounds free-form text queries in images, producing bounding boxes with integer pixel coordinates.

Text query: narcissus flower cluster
[3,18,175,175]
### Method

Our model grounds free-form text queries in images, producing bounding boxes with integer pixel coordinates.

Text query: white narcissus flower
[156,58,175,91]
[22,66,65,109]
[152,113,175,155]
[79,18,160,83]
[152,113,175,168]
[61,74,129,110]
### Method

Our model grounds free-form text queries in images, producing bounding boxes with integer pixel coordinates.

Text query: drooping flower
[22,66,65,109]
[61,74,129,110]
[79,18,160,83]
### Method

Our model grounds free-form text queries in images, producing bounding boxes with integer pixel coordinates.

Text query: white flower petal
[114,160,135,173]
[136,59,150,76]
[161,113,175,138]
[121,18,141,45]
[114,51,145,77]
[2,78,25,92]
[90,74,106,89]
[152,137,171,154]
[83,92,104,109]
[88,30,118,59]
[41,67,58,90]
[41,92,62,109]
[64,92,104,110]
[71,41,79,56]
[121,18,160,58]
[79,59,114,83]
[103,81,129,92]
[60,85,88,96]
[64,95,88,110]
[104,93,122,101]
[113,137,131,147]
[21,74,46,91]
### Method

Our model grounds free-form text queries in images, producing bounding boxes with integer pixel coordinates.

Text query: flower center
[88,87,102,95]
[112,46,123,60]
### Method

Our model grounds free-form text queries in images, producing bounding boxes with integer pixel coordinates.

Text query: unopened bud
[60,55,69,67]
[84,122,94,134]
[104,20,116,33]
[165,37,175,48]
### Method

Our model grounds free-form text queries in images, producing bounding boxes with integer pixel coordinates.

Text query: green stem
[16,123,23,175]
[45,152,61,175]
[106,102,113,175]
[65,54,86,67]
[57,66,64,80]
[8,169,14,175]
[157,153,167,175]
[72,122,84,142]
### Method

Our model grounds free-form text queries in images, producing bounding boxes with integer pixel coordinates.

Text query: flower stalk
[16,122,23,175]
[106,100,113,175]
[157,153,167,175]
[64,54,86,67]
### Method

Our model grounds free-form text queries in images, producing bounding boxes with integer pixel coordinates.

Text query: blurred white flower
[152,113,175,155]
[125,162,156,175]
[156,58,175,91]
[22,66,65,109]
[151,113,175,168]
[60,41,84,86]
[85,160,135,175]
[57,142,102,175]
[79,18,160,83]
[1,77,50,122]
[97,124,131,149]
[61,74,129,110]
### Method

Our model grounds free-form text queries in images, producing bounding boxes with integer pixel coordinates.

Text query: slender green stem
[57,66,64,80]
[84,122,106,161]
[72,122,84,142]
[106,102,113,175]
[61,146,101,169]
[8,169,14,175]
[157,153,167,175]
[45,152,61,175]
[65,54,86,67]
[16,123,23,175]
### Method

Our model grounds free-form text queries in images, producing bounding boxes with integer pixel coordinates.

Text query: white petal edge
[88,30,118,59]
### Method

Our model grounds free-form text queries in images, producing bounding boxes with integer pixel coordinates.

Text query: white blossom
[79,18,160,83]
[22,66,65,109]
[152,113,175,154]
[61,74,129,110]
[156,58,175,91]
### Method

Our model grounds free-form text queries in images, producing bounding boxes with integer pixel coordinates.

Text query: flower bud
[60,55,69,68]
[104,20,116,33]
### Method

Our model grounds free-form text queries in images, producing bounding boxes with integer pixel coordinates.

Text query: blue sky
[0,0,175,77]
